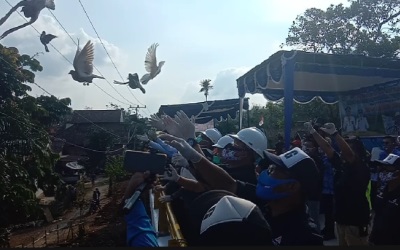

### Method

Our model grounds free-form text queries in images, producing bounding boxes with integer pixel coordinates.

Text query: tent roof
[237,50,400,103]
[159,98,249,124]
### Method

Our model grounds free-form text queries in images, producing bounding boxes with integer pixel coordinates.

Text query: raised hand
[173,110,196,140]
[320,123,338,136]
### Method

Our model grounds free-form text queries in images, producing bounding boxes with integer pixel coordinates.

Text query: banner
[338,80,400,136]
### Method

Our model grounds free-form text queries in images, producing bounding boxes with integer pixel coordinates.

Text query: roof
[159,98,249,124]
[237,50,400,103]
[70,110,124,124]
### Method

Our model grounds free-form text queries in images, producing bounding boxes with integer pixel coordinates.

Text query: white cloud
[0,3,278,117]
[0,12,141,112]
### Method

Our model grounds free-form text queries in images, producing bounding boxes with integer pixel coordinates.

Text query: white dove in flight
[140,43,165,85]
[114,73,146,94]
[68,39,105,86]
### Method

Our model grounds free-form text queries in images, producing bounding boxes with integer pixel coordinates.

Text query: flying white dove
[140,43,165,85]
[0,0,56,40]
[68,39,105,86]
[113,73,146,94]
[40,31,57,52]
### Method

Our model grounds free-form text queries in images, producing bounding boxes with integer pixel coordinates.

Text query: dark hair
[345,137,368,162]
[303,135,318,148]
[383,135,395,142]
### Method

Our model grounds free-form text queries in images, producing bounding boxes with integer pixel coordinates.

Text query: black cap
[188,190,272,246]
[260,147,320,198]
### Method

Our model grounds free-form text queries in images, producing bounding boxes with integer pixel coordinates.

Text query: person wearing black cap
[256,147,324,245]
[123,171,273,246]
[369,154,400,245]
[164,135,323,245]
[188,190,273,246]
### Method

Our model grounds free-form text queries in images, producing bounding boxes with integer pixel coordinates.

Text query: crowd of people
[121,110,400,246]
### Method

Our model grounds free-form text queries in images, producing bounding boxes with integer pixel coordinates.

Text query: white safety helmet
[213,135,234,149]
[201,128,222,144]
[230,127,268,158]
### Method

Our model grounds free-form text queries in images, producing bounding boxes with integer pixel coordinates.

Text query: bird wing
[144,43,159,74]
[73,40,95,76]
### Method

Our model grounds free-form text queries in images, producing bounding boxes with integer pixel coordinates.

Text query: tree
[283,0,400,58]
[104,155,127,196]
[245,99,339,146]
[199,79,213,101]
[0,44,71,227]
[86,128,116,173]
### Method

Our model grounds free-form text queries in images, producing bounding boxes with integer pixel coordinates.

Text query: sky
[0,0,347,117]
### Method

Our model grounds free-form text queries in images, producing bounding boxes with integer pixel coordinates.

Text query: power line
[76,0,153,116]
[0,55,123,140]
[47,8,140,108]
[0,110,125,153]
[3,0,132,107]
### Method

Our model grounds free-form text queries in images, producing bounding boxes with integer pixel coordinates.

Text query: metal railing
[151,185,187,247]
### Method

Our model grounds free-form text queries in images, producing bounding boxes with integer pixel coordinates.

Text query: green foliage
[105,155,127,181]
[0,44,71,227]
[244,99,339,146]
[283,0,400,58]
[86,128,116,173]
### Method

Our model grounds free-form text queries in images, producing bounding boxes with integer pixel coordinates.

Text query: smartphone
[124,150,168,175]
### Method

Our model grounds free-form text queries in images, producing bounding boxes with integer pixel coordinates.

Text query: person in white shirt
[356,109,369,132]
[342,106,356,133]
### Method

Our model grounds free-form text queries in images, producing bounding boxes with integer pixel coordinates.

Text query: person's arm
[332,133,356,163]
[125,199,159,247]
[305,122,335,159]
[313,122,356,163]
[148,141,169,155]
[176,176,207,193]
[163,136,238,193]
[155,138,178,157]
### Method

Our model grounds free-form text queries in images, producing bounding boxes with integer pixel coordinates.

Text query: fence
[10,220,86,248]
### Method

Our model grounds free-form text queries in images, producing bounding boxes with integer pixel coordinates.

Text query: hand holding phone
[124,150,167,175]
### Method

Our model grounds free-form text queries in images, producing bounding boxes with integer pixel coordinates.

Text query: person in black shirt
[164,135,323,246]
[369,154,400,245]
[302,135,324,233]
[305,121,370,246]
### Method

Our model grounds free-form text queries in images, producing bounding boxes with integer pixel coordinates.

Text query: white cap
[213,135,234,149]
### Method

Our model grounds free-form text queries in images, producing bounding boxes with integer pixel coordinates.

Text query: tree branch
[374,10,400,42]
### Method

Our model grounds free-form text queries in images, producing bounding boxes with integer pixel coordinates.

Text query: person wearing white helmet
[211,135,234,164]
[211,127,269,185]
[198,128,223,161]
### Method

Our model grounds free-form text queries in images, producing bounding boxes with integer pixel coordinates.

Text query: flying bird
[140,43,165,85]
[68,39,105,86]
[40,31,57,52]
[0,0,56,40]
[114,73,146,94]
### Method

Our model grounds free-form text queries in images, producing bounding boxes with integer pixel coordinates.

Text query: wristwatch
[186,138,198,147]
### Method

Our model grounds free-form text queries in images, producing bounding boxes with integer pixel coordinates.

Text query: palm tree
[199,79,213,101]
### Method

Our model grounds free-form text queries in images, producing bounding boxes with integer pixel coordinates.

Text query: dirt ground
[8,178,130,248]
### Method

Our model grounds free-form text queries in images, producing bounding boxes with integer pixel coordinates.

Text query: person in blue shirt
[377,136,400,192]
[123,171,159,247]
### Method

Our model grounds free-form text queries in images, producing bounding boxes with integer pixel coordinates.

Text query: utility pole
[129,105,146,117]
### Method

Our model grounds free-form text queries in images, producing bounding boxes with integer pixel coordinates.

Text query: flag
[259,115,264,127]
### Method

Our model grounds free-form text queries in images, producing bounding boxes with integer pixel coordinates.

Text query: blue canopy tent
[159,98,249,124]
[236,50,400,149]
